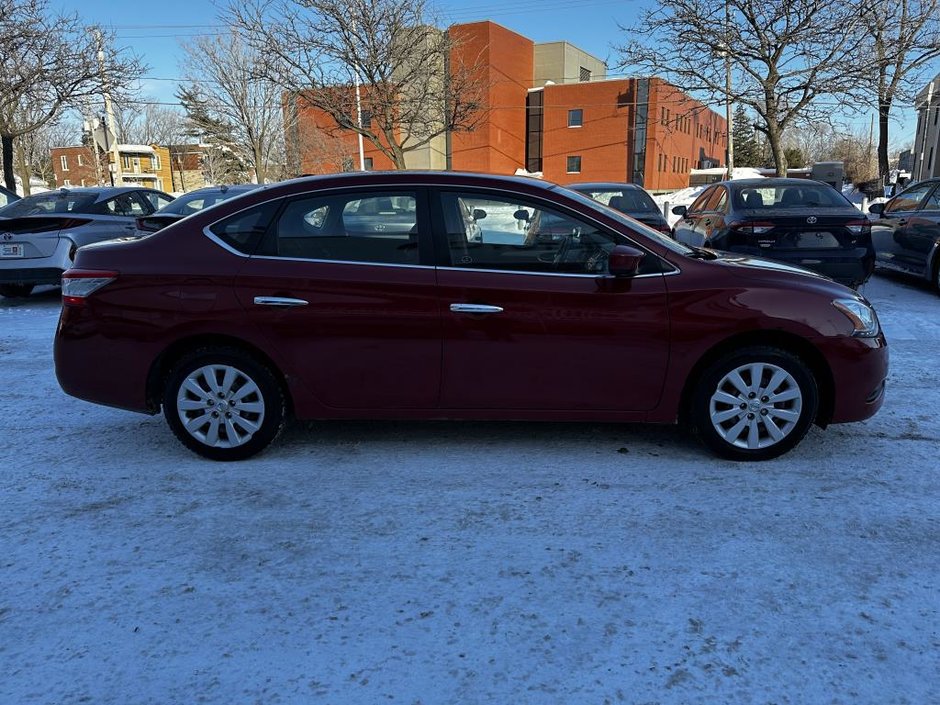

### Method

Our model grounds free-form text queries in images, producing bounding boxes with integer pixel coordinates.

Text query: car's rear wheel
[162,347,286,461]
[690,346,818,461]
[0,284,34,298]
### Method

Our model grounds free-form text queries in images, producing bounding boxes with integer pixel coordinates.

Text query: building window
[77,154,84,167]
[63,179,71,186]
[361,110,372,129]
[153,154,161,171]
[566,155,582,173]
[122,155,131,170]
[579,66,591,82]
[364,157,374,171]
[568,109,583,128]
[60,155,68,171]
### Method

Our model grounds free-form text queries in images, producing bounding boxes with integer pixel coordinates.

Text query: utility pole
[94,28,120,186]
[724,0,734,179]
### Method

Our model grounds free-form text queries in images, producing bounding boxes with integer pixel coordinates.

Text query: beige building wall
[403,135,448,170]
[534,42,606,86]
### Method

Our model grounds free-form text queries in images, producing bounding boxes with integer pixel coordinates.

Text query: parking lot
[1,273,938,704]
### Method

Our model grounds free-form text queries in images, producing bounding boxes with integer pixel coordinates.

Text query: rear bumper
[0,239,73,285]
[729,245,875,286]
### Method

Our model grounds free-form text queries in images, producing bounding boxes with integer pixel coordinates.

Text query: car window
[271,192,419,265]
[209,201,281,254]
[141,191,174,211]
[439,191,659,275]
[575,188,659,214]
[920,186,940,211]
[100,194,147,216]
[687,187,715,214]
[0,191,97,216]
[886,183,933,213]
[704,187,727,212]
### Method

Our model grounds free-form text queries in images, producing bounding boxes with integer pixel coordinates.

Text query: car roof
[566,182,646,191]
[23,186,165,201]
[281,170,560,193]
[724,178,835,188]
[181,184,261,195]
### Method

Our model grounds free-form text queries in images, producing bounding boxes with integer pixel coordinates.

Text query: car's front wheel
[690,346,819,461]
[162,347,287,461]
[0,284,34,298]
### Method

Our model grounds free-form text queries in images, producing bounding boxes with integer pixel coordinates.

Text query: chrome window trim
[200,181,682,276]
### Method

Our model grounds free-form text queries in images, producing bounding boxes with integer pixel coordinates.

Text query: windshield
[159,188,256,216]
[558,186,694,255]
[572,187,660,214]
[0,191,98,217]
[733,183,850,209]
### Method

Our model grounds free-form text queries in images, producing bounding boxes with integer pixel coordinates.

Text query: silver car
[0,187,173,297]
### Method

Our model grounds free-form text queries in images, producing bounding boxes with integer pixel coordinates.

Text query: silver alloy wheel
[176,364,265,448]
[708,362,803,450]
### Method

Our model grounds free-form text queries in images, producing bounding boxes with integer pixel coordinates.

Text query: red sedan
[54,172,887,461]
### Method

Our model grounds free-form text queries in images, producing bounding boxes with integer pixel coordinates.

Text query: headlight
[833,299,880,337]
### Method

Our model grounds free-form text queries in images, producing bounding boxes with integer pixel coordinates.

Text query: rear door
[232,188,442,410]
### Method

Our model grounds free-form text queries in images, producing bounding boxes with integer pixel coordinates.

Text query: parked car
[869,178,940,291]
[568,182,671,233]
[0,185,19,210]
[54,172,887,462]
[0,186,174,298]
[671,178,874,288]
[135,184,261,234]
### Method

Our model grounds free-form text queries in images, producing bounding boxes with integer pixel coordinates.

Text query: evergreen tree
[732,105,762,168]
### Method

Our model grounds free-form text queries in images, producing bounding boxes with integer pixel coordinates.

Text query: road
[1,273,938,704]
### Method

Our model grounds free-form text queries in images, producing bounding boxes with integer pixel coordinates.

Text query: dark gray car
[0,186,173,297]
[869,178,940,292]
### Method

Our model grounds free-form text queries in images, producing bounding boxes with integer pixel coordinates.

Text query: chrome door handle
[253,296,309,307]
[450,303,504,314]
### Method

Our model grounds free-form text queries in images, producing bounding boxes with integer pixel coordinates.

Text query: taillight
[845,219,871,236]
[729,220,775,234]
[61,269,118,306]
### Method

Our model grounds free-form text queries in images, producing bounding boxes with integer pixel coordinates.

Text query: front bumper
[825,332,888,424]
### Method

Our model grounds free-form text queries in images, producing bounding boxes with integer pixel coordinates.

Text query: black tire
[689,346,819,461]
[0,284,34,298]
[162,346,287,461]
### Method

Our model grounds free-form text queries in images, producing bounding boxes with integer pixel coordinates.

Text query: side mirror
[472,208,487,221]
[671,205,687,217]
[513,208,531,221]
[868,202,885,215]
[608,244,645,277]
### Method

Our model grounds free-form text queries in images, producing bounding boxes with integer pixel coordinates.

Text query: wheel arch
[145,334,294,416]
[678,329,835,428]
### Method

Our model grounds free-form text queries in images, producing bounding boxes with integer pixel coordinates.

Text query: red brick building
[290,20,726,192]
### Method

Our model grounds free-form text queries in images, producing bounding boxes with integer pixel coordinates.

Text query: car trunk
[0,217,89,259]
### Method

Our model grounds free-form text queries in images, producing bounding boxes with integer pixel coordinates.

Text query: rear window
[574,188,659,214]
[0,191,97,217]
[734,184,849,209]
[161,189,255,216]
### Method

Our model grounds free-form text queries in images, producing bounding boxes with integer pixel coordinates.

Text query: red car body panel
[54,172,888,431]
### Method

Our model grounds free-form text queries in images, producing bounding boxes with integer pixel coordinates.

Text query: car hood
[704,250,861,297]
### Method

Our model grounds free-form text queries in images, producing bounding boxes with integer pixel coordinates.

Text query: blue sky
[55,0,921,146]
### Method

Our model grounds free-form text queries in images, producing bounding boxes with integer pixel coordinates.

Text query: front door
[432,189,670,412]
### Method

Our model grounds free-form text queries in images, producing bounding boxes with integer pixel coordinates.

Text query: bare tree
[859,0,940,179]
[227,0,486,170]
[617,0,868,175]
[20,116,80,187]
[178,33,285,184]
[115,103,188,147]
[0,0,145,192]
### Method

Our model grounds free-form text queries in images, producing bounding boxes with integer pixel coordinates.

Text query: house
[51,143,172,192]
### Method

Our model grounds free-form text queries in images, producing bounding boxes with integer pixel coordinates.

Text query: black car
[568,182,671,233]
[135,184,261,234]
[671,178,874,288]
[869,178,940,291]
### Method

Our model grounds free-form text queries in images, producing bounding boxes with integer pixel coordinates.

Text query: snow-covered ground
[2,275,939,704]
